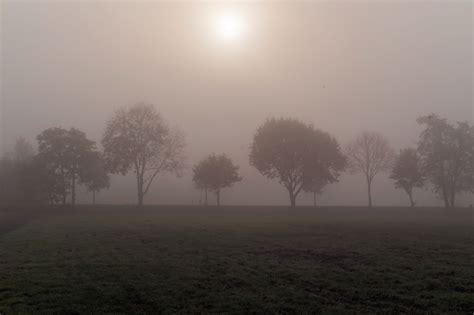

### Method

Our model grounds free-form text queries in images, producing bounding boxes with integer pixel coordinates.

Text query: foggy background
[1,1,472,206]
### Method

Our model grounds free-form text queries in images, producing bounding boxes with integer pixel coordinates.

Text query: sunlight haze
[1,1,472,206]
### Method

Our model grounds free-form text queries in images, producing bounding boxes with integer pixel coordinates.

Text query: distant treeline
[1,104,472,208]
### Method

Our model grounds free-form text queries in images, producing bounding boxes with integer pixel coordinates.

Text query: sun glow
[214,10,247,43]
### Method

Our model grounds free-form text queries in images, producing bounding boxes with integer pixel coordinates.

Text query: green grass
[0,206,473,314]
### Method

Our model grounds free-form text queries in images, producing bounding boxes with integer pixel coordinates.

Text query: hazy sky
[1,1,472,206]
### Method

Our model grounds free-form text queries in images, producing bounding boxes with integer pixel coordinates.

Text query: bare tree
[102,103,185,207]
[345,131,394,207]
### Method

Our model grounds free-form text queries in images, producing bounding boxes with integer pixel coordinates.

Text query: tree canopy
[192,154,242,207]
[417,114,474,207]
[79,152,110,205]
[37,127,97,206]
[250,118,346,207]
[102,103,185,206]
[390,148,424,207]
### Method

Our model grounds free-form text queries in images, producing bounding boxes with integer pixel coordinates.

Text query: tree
[0,138,49,205]
[36,128,70,205]
[345,131,394,207]
[250,118,346,207]
[193,159,211,205]
[79,152,110,205]
[12,138,51,204]
[417,115,474,208]
[102,103,185,207]
[0,155,19,204]
[66,128,97,206]
[303,177,327,207]
[13,137,35,163]
[192,154,242,207]
[34,152,66,205]
[390,148,424,207]
[37,127,96,206]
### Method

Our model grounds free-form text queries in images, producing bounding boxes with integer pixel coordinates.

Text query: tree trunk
[367,177,372,208]
[138,190,144,207]
[442,188,449,208]
[449,187,456,208]
[205,188,208,205]
[216,189,220,207]
[289,190,296,207]
[313,191,317,207]
[93,190,96,206]
[408,190,414,207]
[137,176,144,207]
[71,171,76,207]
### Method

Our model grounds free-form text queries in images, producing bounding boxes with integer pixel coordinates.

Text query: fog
[1,1,472,206]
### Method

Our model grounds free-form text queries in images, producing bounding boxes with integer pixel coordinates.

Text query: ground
[0,205,472,314]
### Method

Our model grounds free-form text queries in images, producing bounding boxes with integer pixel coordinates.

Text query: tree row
[1,104,472,208]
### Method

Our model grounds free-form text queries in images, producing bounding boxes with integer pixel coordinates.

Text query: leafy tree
[193,159,211,205]
[66,128,97,206]
[345,131,394,207]
[36,128,71,205]
[13,137,35,163]
[34,152,66,205]
[11,138,35,201]
[0,138,49,205]
[390,148,424,207]
[30,155,59,205]
[192,154,242,207]
[102,103,185,207]
[37,127,96,206]
[417,115,474,208]
[303,177,327,207]
[79,152,110,205]
[0,155,19,204]
[250,118,346,207]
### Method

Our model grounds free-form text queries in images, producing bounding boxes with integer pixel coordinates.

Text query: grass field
[0,205,472,314]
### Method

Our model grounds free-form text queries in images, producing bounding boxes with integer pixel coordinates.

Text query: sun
[214,10,246,42]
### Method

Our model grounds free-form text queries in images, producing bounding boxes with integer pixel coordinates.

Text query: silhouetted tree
[250,118,346,207]
[345,131,394,207]
[37,127,96,206]
[102,103,185,207]
[36,128,70,205]
[303,177,327,207]
[79,152,110,205]
[193,160,210,205]
[67,128,97,206]
[192,154,242,207]
[417,115,474,208]
[0,155,19,204]
[13,137,35,163]
[0,138,49,205]
[34,152,66,205]
[12,138,35,201]
[390,148,424,207]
